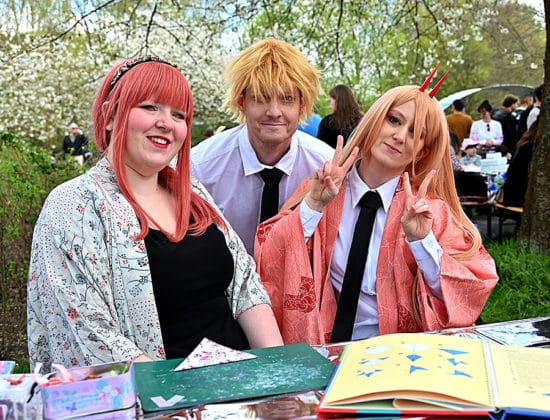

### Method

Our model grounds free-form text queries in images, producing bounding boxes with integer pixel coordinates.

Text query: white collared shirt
[300,163,443,339]
[470,119,504,146]
[191,125,334,254]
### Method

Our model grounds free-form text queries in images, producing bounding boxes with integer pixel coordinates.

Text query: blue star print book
[317,332,550,418]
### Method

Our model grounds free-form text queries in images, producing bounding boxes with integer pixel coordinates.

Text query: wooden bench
[494,203,523,241]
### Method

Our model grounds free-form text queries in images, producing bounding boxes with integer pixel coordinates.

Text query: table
[142,317,550,419]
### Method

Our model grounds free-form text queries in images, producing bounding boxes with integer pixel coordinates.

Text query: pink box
[41,360,136,419]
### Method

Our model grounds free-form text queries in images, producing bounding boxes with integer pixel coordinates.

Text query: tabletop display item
[40,360,136,419]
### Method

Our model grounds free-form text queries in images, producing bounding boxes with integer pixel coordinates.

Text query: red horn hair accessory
[419,63,450,98]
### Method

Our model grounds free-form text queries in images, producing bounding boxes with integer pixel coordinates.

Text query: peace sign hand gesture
[305,136,359,212]
[401,169,436,242]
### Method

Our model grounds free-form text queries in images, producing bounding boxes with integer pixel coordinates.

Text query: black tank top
[145,224,249,359]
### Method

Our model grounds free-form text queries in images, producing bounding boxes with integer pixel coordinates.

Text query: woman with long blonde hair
[255,69,498,345]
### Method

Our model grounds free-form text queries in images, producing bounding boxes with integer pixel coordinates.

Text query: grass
[481,238,550,323]
[7,239,549,374]
[13,360,30,374]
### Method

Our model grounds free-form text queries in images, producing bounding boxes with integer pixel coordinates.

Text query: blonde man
[191,38,334,254]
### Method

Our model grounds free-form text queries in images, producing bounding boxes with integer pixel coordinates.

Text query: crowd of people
[37,37,550,374]
[447,83,542,209]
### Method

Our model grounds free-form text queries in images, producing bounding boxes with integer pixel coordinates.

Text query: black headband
[109,55,178,92]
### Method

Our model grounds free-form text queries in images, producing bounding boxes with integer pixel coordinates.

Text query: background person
[203,127,215,139]
[297,112,322,137]
[469,100,503,150]
[460,141,482,170]
[191,38,334,254]
[492,95,519,155]
[526,84,542,131]
[62,122,88,166]
[513,94,533,120]
[255,76,498,345]
[317,84,363,148]
[27,56,282,372]
[498,116,540,208]
[517,84,541,138]
[445,99,473,149]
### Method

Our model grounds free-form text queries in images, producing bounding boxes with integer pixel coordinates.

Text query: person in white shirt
[191,38,335,254]
[254,71,499,345]
[469,100,504,149]
[526,84,542,130]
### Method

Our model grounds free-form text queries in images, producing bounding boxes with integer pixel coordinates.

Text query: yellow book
[318,333,550,417]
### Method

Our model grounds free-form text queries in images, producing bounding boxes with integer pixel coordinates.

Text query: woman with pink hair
[255,70,498,345]
[28,56,282,372]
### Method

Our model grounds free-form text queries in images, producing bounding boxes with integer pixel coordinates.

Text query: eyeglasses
[486,123,491,132]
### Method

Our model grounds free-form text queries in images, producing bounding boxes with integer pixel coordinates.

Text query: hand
[305,136,359,212]
[401,170,436,242]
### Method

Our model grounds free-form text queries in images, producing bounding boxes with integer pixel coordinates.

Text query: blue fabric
[298,113,322,137]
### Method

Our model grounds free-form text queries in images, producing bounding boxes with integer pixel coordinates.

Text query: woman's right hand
[304,136,359,212]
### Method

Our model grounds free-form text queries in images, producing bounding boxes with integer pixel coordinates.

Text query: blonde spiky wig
[224,38,321,124]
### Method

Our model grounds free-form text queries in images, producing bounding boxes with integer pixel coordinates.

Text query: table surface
[138,316,550,420]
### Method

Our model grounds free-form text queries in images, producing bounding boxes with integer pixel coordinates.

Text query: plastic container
[41,360,136,419]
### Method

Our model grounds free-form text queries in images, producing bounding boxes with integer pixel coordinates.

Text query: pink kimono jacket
[255,177,499,345]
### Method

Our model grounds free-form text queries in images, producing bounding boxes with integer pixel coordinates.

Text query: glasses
[486,123,491,132]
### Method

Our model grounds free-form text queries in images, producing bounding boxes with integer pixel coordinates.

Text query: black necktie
[259,168,284,222]
[331,190,383,342]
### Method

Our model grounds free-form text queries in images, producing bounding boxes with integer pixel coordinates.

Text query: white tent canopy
[439,84,534,110]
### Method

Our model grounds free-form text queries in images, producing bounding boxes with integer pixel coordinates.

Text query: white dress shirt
[526,106,540,130]
[191,124,334,254]
[300,162,443,339]
[469,119,504,146]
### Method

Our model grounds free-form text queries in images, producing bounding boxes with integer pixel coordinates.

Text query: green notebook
[135,343,335,413]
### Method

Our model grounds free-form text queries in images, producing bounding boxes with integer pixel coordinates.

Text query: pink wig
[92,57,225,241]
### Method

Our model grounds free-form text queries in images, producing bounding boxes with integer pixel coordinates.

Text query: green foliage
[0,0,544,148]
[0,131,83,361]
[482,238,550,323]
[243,0,544,110]
[13,360,30,374]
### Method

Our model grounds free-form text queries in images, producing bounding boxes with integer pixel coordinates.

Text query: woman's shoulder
[40,160,124,223]
[45,172,89,206]
[191,176,211,198]
[48,160,112,199]
[319,114,335,125]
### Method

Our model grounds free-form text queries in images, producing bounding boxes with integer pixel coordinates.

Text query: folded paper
[174,338,256,371]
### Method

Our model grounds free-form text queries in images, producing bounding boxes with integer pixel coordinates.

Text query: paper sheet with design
[174,338,256,371]
[324,333,493,407]
[490,344,550,411]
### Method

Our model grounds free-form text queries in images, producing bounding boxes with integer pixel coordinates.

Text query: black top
[145,224,249,359]
[492,109,519,153]
[317,115,362,148]
[62,134,88,156]
[500,143,533,207]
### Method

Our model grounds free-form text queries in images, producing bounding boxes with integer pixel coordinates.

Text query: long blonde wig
[343,85,481,258]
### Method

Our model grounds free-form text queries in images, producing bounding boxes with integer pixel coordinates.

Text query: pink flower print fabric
[174,338,256,371]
